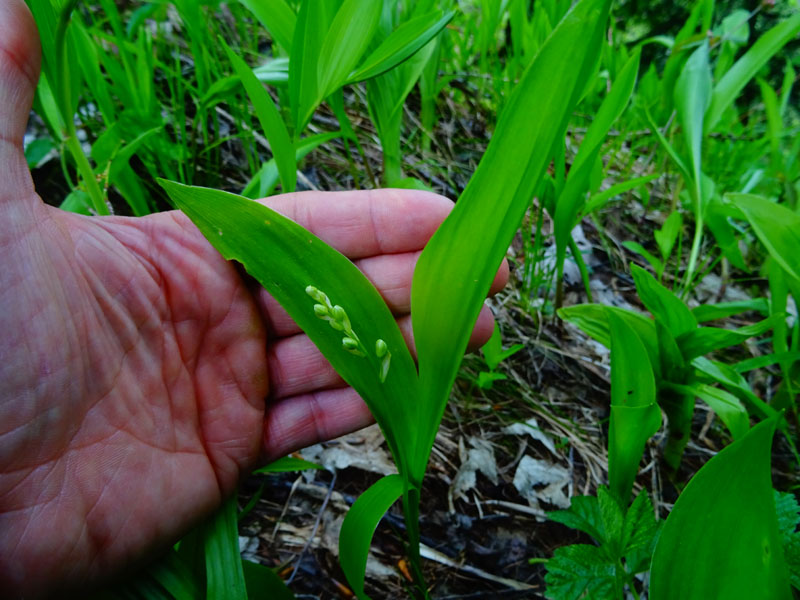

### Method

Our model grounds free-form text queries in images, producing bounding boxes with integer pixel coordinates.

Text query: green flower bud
[313,304,329,318]
[375,339,388,358]
[342,337,365,356]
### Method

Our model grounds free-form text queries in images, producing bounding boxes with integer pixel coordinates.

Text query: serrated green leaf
[774,491,800,590]
[650,415,792,599]
[545,544,616,600]
[548,495,605,542]
[339,475,404,600]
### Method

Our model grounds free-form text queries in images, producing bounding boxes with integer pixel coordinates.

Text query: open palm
[0,2,505,596]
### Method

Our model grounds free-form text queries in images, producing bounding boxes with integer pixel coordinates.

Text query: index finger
[260,188,454,259]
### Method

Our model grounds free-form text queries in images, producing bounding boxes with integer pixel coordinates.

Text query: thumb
[0,0,41,145]
[0,0,42,205]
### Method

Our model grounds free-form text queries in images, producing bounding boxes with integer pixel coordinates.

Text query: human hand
[0,1,507,596]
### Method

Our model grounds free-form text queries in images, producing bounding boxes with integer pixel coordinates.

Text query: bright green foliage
[338,474,404,600]
[650,416,792,599]
[607,312,661,505]
[559,263,784,470]
[775,491,800,591]
[477,323,524,390]
[545,488,659,599]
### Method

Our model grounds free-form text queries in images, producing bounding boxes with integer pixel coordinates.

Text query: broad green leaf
[631,264,696,337]
[705,13,800,133]
[223,42,296,193]
[253,456,324,474]
[289,0,328,135]
[692,298,770,323]
[654,211,682,261]
[558,304,660,379]
[692,356,777,420]
[650,415,792,599]
[316,0,382,101]
[159,180,419,468]
[203,497,247,600]
[346,10,454,84]
[144,549,202,600]
[608,311,661,505]
[553,49,640,274]
[242,560,296,600]
[730,193,800,283]
[238,0,296,53]
[674,39,710,199]
[676,316,780,361]
[339,474,404,600]
[411,0,612,481]
[667,381,750,439]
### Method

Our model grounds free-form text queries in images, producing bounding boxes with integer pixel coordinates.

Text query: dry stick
[286,470,338,585]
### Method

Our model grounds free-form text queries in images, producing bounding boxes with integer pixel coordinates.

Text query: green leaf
[667,381,750,439]
[238,0,296,53]
[558,304,661,379]
[622,241,662,277]
[253,456,324,474]
[608,311,661,505]
[242,560,296,600]
[650,415,792,599]
[145,549,202,600]
[674,39,711,190]
[481,322,524,371]
[223,42,296,193]
[692,298,770,323]
[676,316,780,361]
[289,0,329,135]
[774,491,800,591]
[705,13,800,133]
[580,174,658,217]
[631,264,696,337]
[203,497,247,600]
[548,495,605,542]
[346,10,454,84]
[339,474,404,600]
[730,193,800,284]
[553,48,640,272]
[654,210,682,261]
[545,544,616,600]
[316,0,382,101]
[692,356,777,420]
[158,180,419,468]
[411,0,612,481]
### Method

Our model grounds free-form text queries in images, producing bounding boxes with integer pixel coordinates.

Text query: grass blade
[631,264,696,337]
[346,10,454,84]
[650,416,792,599]
[316,0,382,102]
[705,13,800,133]
[729,193,800,283]
[223,42,296,193]
[238,0,296,53]
[339,475,404,600]
[411,0,611,480]
[203,497,247,600]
